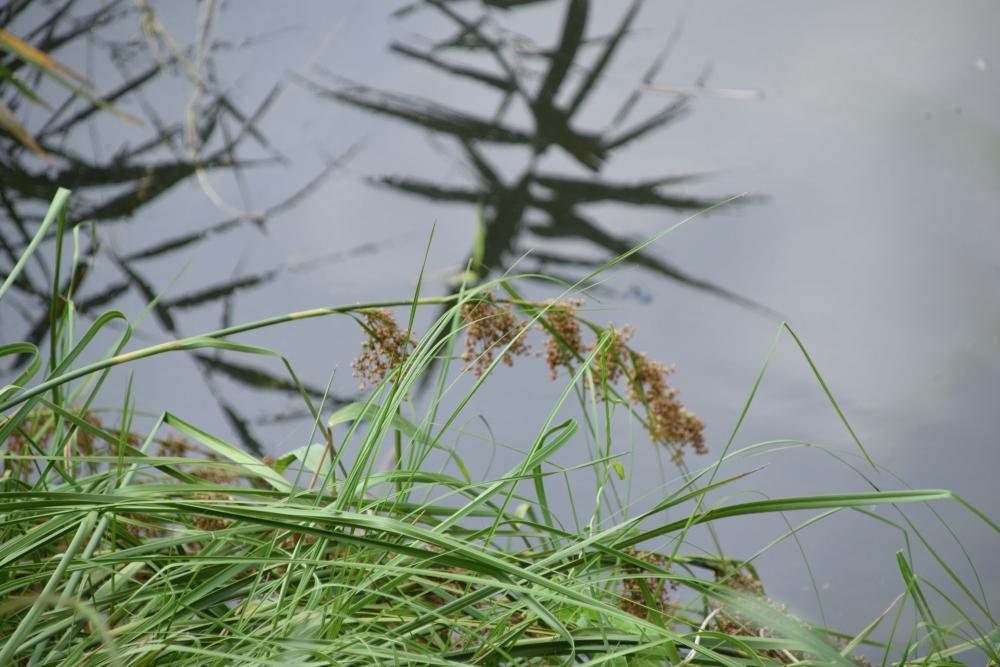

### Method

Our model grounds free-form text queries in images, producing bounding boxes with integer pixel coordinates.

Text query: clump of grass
[0,189,997,666]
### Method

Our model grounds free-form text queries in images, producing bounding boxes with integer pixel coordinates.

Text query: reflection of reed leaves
[0,193,31,239]
[29,2,123,55]
[533,0,587,123]
[217,400,267,457]
[611,14,687,130]
[0,157,254,229]
[77,164,208,223]
[567,0,641,117]
[606,98,689,151]
[161,273,277,311]
[123,154,351,263]
[220,82,286,157]
[461,140,502,188]
[38,63,160,139]
[527,1,607,171]
[253,408,313,426]
[78,281,130,311]
[122,218,243,261]
[304,79,533,144]
[371,176,482,204]
[3,160,197,193]
[412,2,494,53]
[482,0,551,7]
[389,43,515,92]
[319,0,766,311]
[534,173,721,210]
[195,354,339,401]
[0,1,354,454]
[111,254,178,333]
[114,125,183,162]
[527,211,771,313]
[395,0,552,17]
[1,2,30,25]
[524,250,601,270]
[200,353,350,458]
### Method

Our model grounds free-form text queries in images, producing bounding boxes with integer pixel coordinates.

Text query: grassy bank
[0,190,996,665]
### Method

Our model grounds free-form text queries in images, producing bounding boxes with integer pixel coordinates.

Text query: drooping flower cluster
[570,315,705,459]
[350,308,416,390]
[627,354,707,459]
[590,324,635,388]
[460,295,707,461]
[540,298,585,379]
[344,296,706,464]
[157,435,199,458]
[460,292,530,377]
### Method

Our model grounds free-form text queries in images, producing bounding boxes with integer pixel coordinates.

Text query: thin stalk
[0,297,456,414]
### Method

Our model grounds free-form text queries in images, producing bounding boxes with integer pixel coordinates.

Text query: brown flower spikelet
[540,298,585,379]
[351,308,416,390]
[590,324,634,390]
[157,436,198,458]
[460,293,529,377]
[535,300,706,460]
[628,354,706,457]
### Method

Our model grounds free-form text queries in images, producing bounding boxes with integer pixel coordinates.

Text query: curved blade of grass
[0,187,70,302]
[164,413,290,492]
[0,342,41,402]
[619,488,954,548]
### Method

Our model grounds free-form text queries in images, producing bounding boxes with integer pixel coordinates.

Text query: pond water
[2,0,998,644]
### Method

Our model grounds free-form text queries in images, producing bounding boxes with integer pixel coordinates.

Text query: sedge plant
[0,189,997,666]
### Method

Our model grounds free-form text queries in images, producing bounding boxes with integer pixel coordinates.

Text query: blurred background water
[2,0,998,641]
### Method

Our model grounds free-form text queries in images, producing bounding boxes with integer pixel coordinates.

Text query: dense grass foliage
[1,190,997,665]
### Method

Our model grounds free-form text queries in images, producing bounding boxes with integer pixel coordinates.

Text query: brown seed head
[460,292,530,377]
[590,324,634,390]
[540,298,585,379]
[627,354,706,457]
[350,308,416,390]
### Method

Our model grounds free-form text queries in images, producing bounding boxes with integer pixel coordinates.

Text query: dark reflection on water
[2,0,765,453]
[0,0,357,454]
[302,0,766,312]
